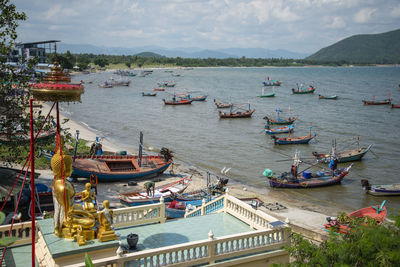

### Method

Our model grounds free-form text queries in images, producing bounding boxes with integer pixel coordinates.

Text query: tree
[0,0,30,159]
[125,62,131,68]
[93,57,108,68]
[282,212,400,266]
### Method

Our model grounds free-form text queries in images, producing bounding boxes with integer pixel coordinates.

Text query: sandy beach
[31,101,339,241]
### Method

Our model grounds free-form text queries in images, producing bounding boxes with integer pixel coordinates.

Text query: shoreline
[36,102,343,239]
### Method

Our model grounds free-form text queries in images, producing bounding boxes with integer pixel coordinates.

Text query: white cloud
[328,16,346,28]
[390,4,400,17]
[45,4,61,20]
[353,8,376,23]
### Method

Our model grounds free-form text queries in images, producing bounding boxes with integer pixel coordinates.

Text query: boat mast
[138,131,143,167]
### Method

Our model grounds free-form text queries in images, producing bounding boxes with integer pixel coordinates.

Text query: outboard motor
[361,179,371,190]
[215,176,229,191]
[159,147,173,161]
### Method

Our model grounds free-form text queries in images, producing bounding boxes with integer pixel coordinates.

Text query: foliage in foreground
[281,212,400,266]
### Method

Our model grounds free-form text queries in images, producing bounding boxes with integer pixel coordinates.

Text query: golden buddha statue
[97,200,117,242]
[81,182,96,212]
[51,138,96,241]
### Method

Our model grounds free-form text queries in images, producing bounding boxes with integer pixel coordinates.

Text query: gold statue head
[51,135,73,179]
[103,200,109,209]
[85,183,91,190]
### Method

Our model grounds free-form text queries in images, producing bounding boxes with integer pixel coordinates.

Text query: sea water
[63,66,400,212]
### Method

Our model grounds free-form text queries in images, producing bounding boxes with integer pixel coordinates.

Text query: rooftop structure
[7,40,60,65]
[3,194,290,266]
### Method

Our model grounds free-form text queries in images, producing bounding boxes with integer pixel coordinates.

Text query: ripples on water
[63,66,400,211]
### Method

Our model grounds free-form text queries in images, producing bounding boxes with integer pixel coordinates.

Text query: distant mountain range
[57,43,309,59]
[306,29,400,64]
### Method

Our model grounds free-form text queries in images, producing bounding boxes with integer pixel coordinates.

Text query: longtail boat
[153,88,165,91]
[324,201,387,234]
[292,84,315,94]
[265,124,295,135]
[362,94,391,105]
[142,92,157,96]
[188,95,208,101]
[163,98,192,105]
[72,154,172,182]
[391,104,400,108]
[263,108,297,125]
[214,99,233,109]
[118,176,191,206]
[318,94,337,100]
[218,104,254,118]
[312,144,373,163]
[361,180,400,196]
[218,109,254,118]
[265,153,353,188]
[262,77,281,86]
[271,133,316,145]
[258,87,275,98]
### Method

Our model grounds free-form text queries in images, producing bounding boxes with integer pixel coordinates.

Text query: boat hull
[318,95,337,100]
[292,87,315,94]
[367,184,400,196]
[72,155,172,182]
[264,117,297,125]
[313,145,372,163]
[268,172,348,188]
[218,110,254,118]
[362,99,391,105]
[163,99,192,105]
[265,124,295,134]
[271,134,315,145]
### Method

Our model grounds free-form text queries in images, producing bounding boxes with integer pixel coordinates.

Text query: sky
[11,0,400,54]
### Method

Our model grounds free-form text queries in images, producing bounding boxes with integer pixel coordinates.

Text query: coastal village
[1,1,400,267]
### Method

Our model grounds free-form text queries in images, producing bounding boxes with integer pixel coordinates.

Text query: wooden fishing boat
[391,104,400,108]
[163,98,192,105]
[153,88,165,91]
[292,85,316,94]
[265,124,295,134]
[362,94,391,105]
[361,180,400,196]
[142,92,157,96]
[71,154,172,182]
[267,164,353,188]
[118,176,191,206]
[258,87,275,98]
[0,129,56,143]
[157,81,176,87]
[218,109,254,118]
[264,116,297,125]
[271,133,316,145]
[188,95,208,101]
[262,78,281,86]
[107,79,130,86]
[362,99,391,105]
[318,94,337,100]
[324,201,387,234]
[312,144,373,163]
[263,108,297,125]
[98,83,113,88]
[214,99,233,109]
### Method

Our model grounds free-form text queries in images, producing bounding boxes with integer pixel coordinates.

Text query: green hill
[306,29,400,64]
[134,52,164,58]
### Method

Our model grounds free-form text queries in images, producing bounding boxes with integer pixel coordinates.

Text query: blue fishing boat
[265,124,295,135]
[361,180,400,196]
[271,133,316,145]
[263,108,297,125]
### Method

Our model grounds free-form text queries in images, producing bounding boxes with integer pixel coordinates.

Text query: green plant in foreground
[85,253,94,267]
[279,212,400,266]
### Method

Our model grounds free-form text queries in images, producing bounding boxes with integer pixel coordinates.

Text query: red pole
[29,98,35,266]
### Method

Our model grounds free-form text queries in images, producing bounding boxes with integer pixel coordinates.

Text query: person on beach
[144,181,155,196]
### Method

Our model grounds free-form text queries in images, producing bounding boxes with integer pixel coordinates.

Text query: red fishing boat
[362,94,391,105]
[154,88,165,91]
[324,201,387,235]
[391,104,400,108]
[218,104,254,118]
[163,98,192,105]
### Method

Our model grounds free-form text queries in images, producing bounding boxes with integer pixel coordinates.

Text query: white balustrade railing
[0,221,37,246]
[185,194,286,230]
[113,202,166,229]
[65,228,289,267]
